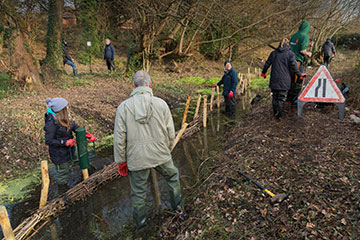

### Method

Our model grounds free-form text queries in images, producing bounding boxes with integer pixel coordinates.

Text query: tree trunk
[77,0,100,63]
[42,0,64,78]
[12,30,44,91]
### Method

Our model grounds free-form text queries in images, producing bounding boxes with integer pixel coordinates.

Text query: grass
[59,75,96,89]
[248,75,270,90]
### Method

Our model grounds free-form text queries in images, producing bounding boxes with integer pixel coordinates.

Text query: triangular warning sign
[299,65,345,103]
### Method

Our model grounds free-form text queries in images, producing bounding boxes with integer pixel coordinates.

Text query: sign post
[297,65,345,119]
[87,41,92,73]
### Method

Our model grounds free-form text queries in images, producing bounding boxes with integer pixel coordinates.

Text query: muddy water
[0,91,259,239]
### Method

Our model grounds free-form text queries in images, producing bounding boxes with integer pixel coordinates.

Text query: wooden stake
[247,67,250,74]
[82,169,89,180]
[39,160,50,209]
[193,94,201,119]
[203,95,207,128]
[216,86,220,108]
[210,87,215,112]
[151,169,161,207]
[181,96,191,128]
[0,205,15,240]
[151,122,189,207]
[171,123,188,151]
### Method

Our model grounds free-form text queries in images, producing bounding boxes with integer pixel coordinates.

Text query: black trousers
[106,59,115,71]
[324,56,331,67]
[287,61,304,107]
[272,89,287,118]
[224,96,236,118]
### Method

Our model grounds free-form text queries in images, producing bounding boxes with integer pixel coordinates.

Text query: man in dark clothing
[104,38,115,71]
[212,60,238,118]
[288,20,313,108]
[321,38,336,67]
[261,38,305,119]
[62,39,78,77]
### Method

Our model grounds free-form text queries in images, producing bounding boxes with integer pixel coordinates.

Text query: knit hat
[224,60,231,66]
[46,98,68,112]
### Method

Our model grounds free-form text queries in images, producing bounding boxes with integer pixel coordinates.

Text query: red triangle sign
[299,65,345,103]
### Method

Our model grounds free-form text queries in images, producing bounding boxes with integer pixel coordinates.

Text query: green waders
[55,161,71,185]
[128,160,183,228]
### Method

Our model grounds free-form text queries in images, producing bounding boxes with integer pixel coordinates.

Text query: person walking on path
[104,38,116,71]
[114,71,184,229]
[212,60,238,118]
[62,39,78,77]
[44,98,96,191]
[261,38,306,119]
[288,20,313,108]
[321,38,336,67]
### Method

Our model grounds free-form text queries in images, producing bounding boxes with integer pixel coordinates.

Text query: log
[0,206,15,240]
[171,123,188,151]
[181,96,191,128]
[203,96,207,128]
[193,94,201,119]
[39,161,50,209]
[210,87,215,112]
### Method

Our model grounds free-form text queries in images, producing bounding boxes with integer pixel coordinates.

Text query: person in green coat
[113,70,184,229]
[288,20,313,108]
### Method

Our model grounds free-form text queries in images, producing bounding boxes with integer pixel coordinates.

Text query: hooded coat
[262,44,302,91]
[113,86,175,171]
[290,20,311,64]
[44,113,79,165]
[321,38,336,57]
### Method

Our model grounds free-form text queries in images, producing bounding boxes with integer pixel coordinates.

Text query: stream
[0,90,258,239]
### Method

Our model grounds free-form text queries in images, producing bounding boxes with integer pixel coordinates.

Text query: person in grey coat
[321,38,336,67]
[114,70,184,229]
[104,38,115,71]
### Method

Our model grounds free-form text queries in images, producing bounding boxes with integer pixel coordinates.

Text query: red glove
[118,163,128,176]
[86,133,97,142]
[334,53,336,57]
[260,73,266,79]
[211,84,217,88]
[299,73,308,80]
[66,139,76,147]
[228,91,234,99]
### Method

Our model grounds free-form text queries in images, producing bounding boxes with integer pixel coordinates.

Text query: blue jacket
[104,44,115,60]
[217,68,238,97]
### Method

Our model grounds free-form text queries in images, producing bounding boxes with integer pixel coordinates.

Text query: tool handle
[69,147,73,162]
[238,170,265,191]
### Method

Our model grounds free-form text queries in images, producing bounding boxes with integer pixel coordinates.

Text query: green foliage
[205,77,221,85]
[77,0,101,64]
[196,88,213,96]
[59,76,95,89]
[181,76,206,85]
[0,72,16,99]
[248,75,270,90]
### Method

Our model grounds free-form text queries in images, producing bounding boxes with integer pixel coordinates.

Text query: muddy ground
[159,100,360,240]
[156,51,360,239]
